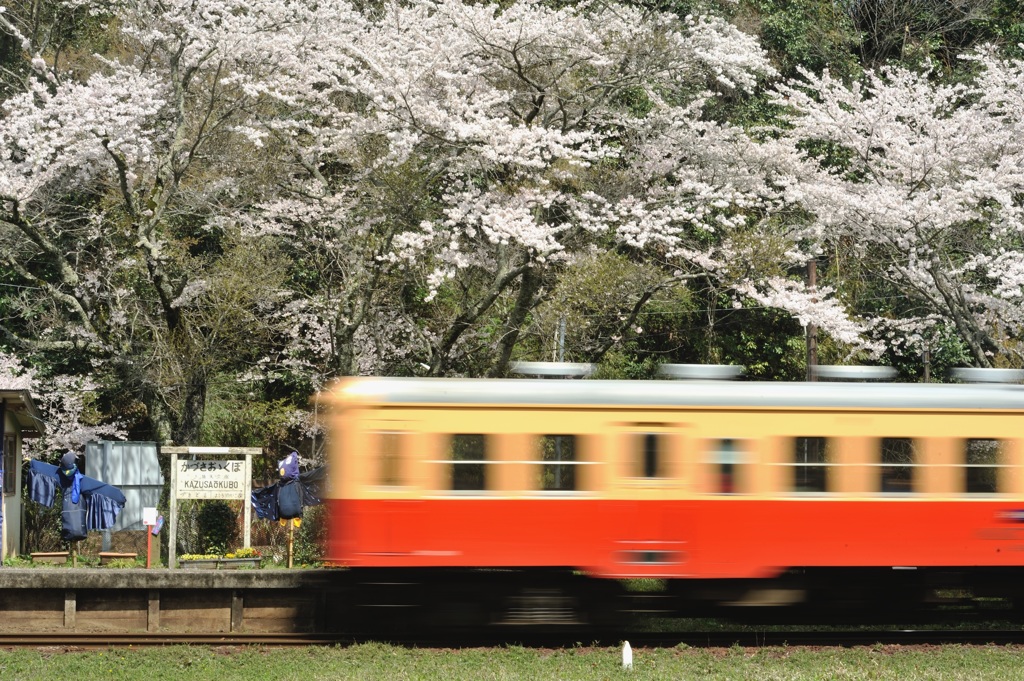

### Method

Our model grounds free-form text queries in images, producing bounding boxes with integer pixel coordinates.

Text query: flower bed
[178,549,261,569]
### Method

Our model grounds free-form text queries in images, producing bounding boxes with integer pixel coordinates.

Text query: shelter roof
[0,389,45,438]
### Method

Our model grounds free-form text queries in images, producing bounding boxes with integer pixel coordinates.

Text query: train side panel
[323,377,1024,579]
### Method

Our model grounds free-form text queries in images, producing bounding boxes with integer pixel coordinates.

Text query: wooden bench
[30,551,69,564]
[99,552,138,565]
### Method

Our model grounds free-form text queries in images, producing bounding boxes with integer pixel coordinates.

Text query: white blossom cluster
[0,352,126,455]
[0,69,164,203]
[231,0,778,373]
[771,52,1024,362]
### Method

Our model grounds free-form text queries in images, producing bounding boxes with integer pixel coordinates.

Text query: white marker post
[143,506,157,568]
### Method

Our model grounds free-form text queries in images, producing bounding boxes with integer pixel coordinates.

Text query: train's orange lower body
[325,498,1024,579]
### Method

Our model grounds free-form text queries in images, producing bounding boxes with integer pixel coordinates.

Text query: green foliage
[525,251,697,366]
[795,138,859,178]
[883,325,974,382]
[104,558,140,568]
[592,352,662,380]
[200,380,304,480]
[681,295,806,380]
[717,91,789,131]
[739,0,861,80]
[610,85,656,118]
[989,0,1024,57]
[195,501,239,556]
[726,322,806,380]
[292,504,327,565]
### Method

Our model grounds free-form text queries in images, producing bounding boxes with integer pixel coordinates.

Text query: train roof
[331,377,1024,411]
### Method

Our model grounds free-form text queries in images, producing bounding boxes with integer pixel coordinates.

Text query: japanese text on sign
[176,459,246,500]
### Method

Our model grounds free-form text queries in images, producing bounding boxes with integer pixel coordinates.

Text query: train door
[352,422,425,559]
[608,423,692,577]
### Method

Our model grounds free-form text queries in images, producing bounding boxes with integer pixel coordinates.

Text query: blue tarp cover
[27,459,126,532]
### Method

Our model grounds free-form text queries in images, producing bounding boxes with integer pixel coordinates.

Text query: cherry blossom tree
[240,0,781,379]
[0,0,299,443]
[17,0,1014,459]
[771,48,1024,367]
[0,351,125,456]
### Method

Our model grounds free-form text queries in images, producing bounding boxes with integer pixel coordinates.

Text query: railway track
[4,627,1024,649]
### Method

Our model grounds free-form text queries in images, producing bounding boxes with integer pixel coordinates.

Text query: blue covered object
[61,497,87,542]
[27,457,126,534]
[278,451,300,480]
[251,462,326,521]
[277,479,303,519]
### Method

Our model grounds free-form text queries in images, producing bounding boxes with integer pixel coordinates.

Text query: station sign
[163,446,259,568]
[175,459,247,499]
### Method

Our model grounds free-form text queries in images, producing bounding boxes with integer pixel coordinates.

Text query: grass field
[0,643,1020,680]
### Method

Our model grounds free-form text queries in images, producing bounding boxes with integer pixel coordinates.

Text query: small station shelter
[0,389,44,559]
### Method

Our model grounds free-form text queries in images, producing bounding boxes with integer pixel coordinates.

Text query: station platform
[0,568,348,634]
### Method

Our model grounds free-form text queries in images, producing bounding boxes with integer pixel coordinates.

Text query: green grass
[0,643,1021,680]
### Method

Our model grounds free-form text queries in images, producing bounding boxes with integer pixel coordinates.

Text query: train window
[965,439,1001,494]
[540,435,577,491]
[377,432,402,486]
[714,439,743,494]
[451,434,487,491]
[639,433,661,478]
[880,437,917,493]
[792,437,830,493]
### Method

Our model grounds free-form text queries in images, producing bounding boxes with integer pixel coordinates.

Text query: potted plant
[178,553,221,569]
[219,547,262,569]
[179,547,262,569]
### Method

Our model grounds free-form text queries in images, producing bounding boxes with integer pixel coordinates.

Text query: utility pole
[556,317,566,362]
[806,259,818,381]
[923,340,930,383]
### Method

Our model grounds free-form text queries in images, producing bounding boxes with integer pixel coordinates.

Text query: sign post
[143,506,157,568]
[162,447,259,568]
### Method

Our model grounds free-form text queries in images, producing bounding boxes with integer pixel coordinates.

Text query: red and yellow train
[323,374,1024,620]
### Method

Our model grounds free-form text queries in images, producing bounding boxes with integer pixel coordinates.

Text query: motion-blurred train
[323,370,1024,625]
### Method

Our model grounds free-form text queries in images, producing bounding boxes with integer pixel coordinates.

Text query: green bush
[196,501,239,556]
[292,504,326,565]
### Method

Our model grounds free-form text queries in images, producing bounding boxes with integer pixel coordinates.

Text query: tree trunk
[430,260,529,375]
[171,375,207,445]
[490,266,543,377]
